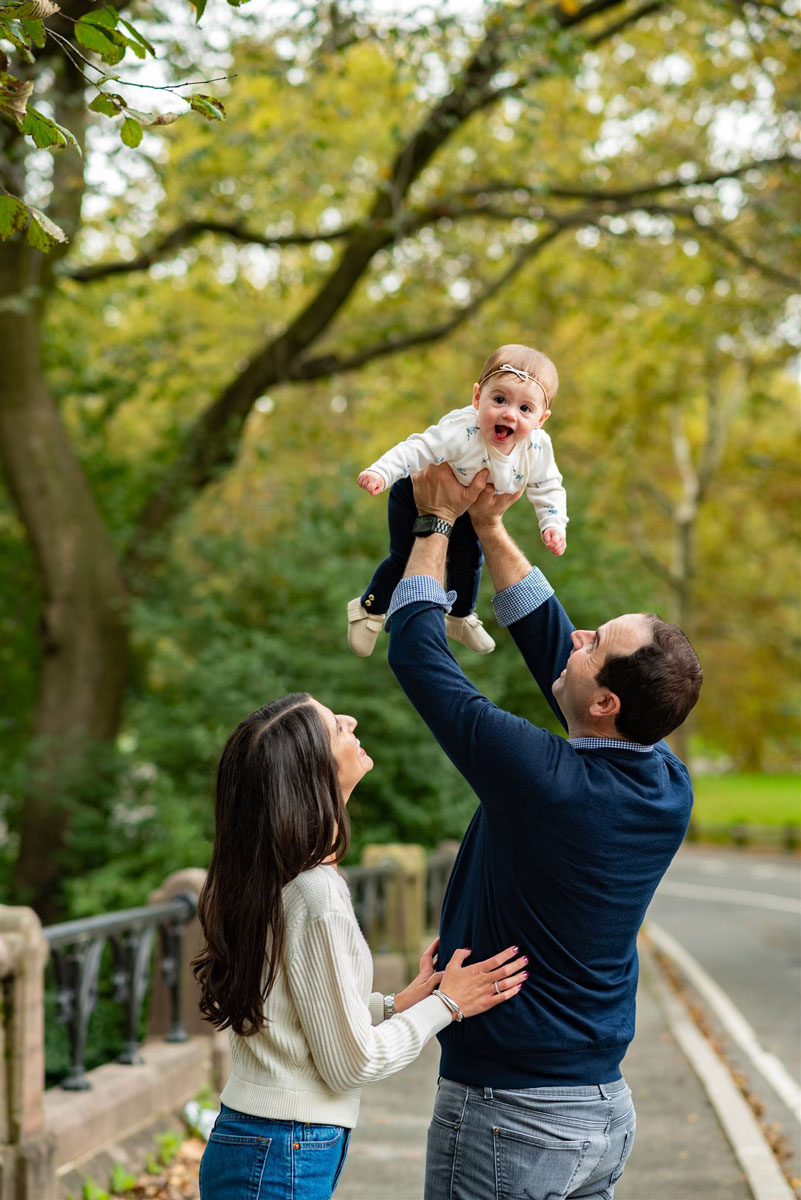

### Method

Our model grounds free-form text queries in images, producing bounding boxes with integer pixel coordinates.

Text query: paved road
[647,844,801,1183]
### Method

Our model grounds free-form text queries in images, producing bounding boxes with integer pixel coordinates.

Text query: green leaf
[22,105,80,151]
[0,194,29,238]
[74,19,124,64]
[188,0,207,22]
[0,19,30,50]
[189,93,225,121]
[118,16,155,56]
[117,33,146,60]
[20,17,43,46]
[25,204,68,250]
[0,22,35,60]
[120,116,142,147]
[78,5,116,27]
[88,92,125,117]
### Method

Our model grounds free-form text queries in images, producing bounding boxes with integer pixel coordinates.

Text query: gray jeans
[424,1076,636,1200]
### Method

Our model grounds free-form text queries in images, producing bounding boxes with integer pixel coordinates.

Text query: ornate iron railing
[43,894,196,1091]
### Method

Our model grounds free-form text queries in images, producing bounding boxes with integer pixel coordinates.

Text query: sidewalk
[336,948,753,1200]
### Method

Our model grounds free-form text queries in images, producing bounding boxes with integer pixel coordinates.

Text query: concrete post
[0,906,56,1200]
[148,868,209,1041]
[362,845,426,975]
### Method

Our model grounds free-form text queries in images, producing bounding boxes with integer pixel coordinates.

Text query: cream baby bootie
[445,612,495,654]
[347,597,385,657]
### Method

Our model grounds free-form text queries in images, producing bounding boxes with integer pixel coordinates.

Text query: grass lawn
[692,773,801,826]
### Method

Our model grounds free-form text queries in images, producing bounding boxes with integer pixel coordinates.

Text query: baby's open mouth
[493,425,513,441]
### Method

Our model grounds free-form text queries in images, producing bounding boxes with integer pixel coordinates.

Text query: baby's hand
[542,528,566,557]
[358,471,385,496]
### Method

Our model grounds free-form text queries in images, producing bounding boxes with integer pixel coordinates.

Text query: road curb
[642,937,797,1200]
[648,922,801,1124]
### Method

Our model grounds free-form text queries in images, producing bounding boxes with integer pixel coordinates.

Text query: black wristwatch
[412,514,453,540]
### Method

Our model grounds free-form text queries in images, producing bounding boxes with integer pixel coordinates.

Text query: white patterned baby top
[363,405,567,534]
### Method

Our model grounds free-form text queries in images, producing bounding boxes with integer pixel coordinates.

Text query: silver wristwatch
[383,993,396,1020]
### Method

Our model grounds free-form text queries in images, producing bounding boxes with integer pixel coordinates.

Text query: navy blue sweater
[386,583,692,1088]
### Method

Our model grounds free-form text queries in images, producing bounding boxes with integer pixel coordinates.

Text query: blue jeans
[199,1104,351,1200]
[361,477,484,618]
[424,1077,636,1200]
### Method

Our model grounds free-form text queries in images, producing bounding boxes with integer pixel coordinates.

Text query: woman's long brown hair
[192,694,350,1036]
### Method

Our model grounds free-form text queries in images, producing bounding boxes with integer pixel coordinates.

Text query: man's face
[472,375,549,456]
[552,614,653,725]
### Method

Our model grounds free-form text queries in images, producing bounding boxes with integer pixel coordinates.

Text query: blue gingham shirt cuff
[385,576,456,629]
[492,568,554,628]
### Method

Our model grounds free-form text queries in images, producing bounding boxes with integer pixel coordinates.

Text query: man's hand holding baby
[358,471,386,496]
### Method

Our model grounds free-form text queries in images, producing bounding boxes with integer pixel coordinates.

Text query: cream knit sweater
[220,863,451,1128]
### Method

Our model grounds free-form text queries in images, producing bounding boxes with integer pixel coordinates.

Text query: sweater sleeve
[525,436,568,534]
[364,414,466,489]
[492,570,576,729]
[285,912,450,1092]
[386,585,565,809]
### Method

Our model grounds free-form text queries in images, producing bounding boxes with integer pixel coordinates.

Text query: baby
[348,343,567,656]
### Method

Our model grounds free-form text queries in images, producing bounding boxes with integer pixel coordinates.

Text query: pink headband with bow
[479,363,548,406]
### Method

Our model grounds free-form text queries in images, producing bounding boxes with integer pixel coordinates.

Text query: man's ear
[472,383,481,410]
[590,691,621,719]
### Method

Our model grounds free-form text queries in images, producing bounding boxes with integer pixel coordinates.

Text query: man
[383,464,702,1200]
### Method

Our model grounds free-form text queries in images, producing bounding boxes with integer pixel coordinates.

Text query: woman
[193,693,527,1199]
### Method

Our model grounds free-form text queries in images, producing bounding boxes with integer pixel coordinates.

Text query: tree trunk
[0,239,130,914]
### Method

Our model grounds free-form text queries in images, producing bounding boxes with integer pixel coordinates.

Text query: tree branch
[457,153,797,206]
[290,227,567,380]
[693,221,799,291]
[623,201,800,289]
[586,0,668,43]
[62,220,358,282]
[68,146,791,286]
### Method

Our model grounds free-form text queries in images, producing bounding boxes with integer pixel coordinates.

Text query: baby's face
[472,373,550,456]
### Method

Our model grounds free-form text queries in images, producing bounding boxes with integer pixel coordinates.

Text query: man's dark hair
[596,615,702,745]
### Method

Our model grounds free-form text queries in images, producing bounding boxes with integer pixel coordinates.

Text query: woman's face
[311,700,374,800]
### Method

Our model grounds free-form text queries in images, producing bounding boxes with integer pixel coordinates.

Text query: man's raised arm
[468,490,532,595]
[468,484,574,727]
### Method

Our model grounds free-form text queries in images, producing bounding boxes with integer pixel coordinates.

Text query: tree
[0,0,798,912]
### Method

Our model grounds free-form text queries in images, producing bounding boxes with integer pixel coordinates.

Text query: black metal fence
[44,894,196,1091]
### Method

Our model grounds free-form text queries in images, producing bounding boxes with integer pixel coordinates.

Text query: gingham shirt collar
[568,736,654,753]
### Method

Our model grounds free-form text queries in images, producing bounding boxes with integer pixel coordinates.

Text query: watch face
[412,515,437,535]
